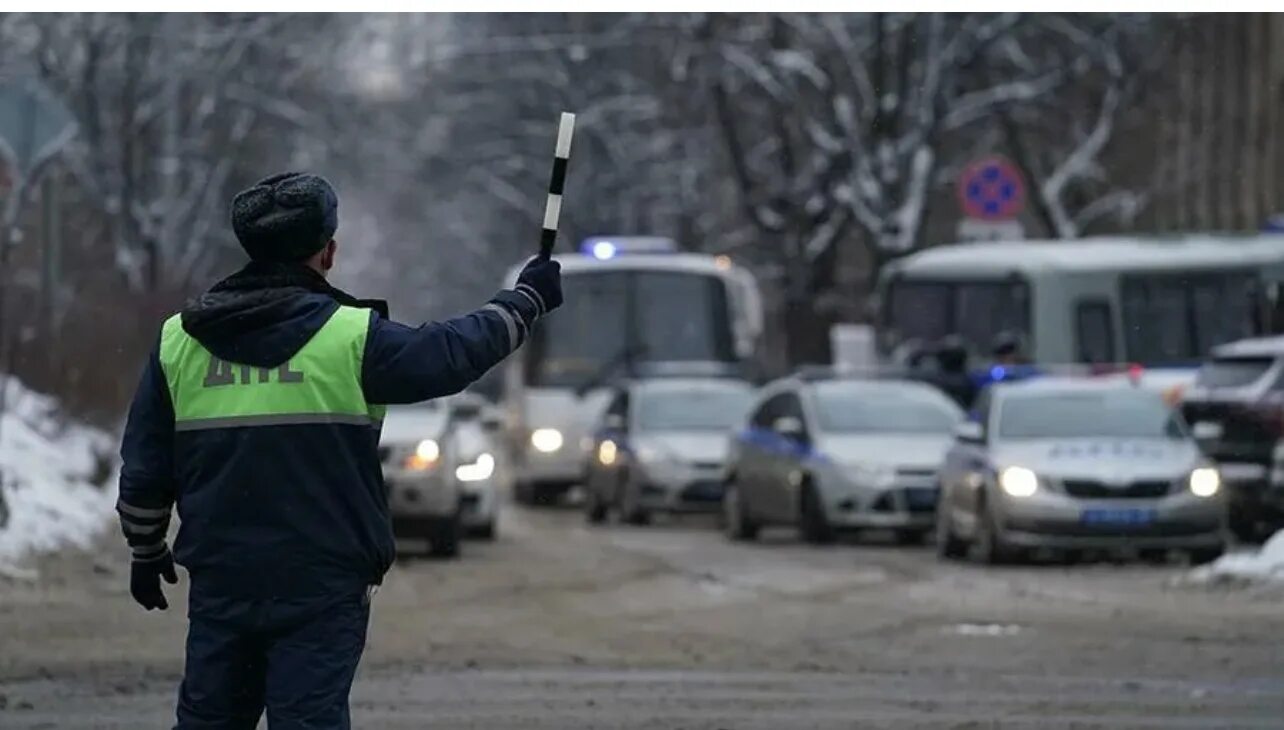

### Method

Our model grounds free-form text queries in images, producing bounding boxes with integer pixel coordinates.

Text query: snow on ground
[0,378,116,578]
[1186,531,1284,586]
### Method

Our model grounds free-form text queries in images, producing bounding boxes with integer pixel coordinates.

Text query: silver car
[584,377,754,524]
[380,401,464,558]
[723,376,963,544]
[937,378,1227,564]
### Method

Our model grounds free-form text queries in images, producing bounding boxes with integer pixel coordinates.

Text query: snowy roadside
[1180,531,1284,590]
[0,378,117,581]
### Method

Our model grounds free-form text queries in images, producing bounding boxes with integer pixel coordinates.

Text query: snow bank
[1186,531,1284,586]
[0,378,116,577]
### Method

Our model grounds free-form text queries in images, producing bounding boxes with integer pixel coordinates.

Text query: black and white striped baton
[538,112,576,261]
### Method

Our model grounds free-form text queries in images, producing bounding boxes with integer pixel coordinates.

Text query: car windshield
[812,382,963,434]
[635,386,753,431]
[1195,356,1274,388]
[997,389,1185,440]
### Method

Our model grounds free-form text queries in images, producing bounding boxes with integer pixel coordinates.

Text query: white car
[446,392,506,540]
[583,377,755,524]
[937,378,1227,564]
[381,401,463,557]
[724,375,964,544]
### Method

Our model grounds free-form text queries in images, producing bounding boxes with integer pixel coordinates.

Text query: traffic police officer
[115,172,562,728]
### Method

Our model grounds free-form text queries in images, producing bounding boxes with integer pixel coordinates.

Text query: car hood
[635,431,731,465]
[816,434,954,470]
[990,438,1203,481]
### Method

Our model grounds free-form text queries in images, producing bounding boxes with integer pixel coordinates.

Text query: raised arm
[361,258,562,405]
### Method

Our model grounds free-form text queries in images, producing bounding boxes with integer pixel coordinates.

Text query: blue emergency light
[580,236,677,259]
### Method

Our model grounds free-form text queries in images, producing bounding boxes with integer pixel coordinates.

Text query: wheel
[618,475,652,526]
[428,514,462,558]
[971,493,1020,565]
[936,504,968,560]
[895,528,929,546]
[798,482,835,545]
[1187,544,1225,566]
[722,480,759,541]
[584,484,608,525]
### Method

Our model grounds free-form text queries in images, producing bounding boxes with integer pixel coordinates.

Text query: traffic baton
[538,112,576,261]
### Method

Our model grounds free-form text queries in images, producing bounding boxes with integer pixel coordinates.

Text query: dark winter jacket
[116,262,540,605]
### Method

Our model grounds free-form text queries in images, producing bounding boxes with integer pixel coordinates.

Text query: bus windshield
[525,270,737,388]
[884,278,1030,354]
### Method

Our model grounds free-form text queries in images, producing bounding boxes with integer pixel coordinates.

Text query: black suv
[1181,336,1284,541]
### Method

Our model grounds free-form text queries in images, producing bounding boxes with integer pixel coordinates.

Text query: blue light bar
[581,236,677,257]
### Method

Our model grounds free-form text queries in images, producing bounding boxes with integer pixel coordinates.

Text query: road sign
[0,77,76,184]
[957,156,1026,221]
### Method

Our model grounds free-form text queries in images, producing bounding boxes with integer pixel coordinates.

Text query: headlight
[999,466,1038,498]
[598,440,618,466]
[530,428,563,453]
[455,452,496,482]
[1189,467,1220,498]
[850,463,896,489]
[404,438,440,471]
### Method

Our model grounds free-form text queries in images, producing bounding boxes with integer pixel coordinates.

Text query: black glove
[515,257,563,316]
[130,551,178,611]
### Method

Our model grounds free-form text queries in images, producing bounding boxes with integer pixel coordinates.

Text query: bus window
[634,271,735,363]
[525,272,629,388]
[1122,272,1259,364]
[885,279,1029,355]
[1075,299,1115,364]
[887,281,952,343]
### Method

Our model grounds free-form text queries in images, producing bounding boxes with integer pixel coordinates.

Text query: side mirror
[954,421,984,444]
[772,416,805,440]
[604,413,626,431]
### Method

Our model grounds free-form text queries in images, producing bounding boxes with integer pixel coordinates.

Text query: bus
[876,236,1284,371]
[501,237,764,504]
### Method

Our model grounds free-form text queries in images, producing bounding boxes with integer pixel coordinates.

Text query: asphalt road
[1,501,1281,728]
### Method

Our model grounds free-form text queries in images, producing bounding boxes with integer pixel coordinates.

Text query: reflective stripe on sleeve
[483,303,521,351]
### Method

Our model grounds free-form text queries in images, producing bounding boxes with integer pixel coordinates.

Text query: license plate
[1220,463,1267,482]
[1080,508,1156,526]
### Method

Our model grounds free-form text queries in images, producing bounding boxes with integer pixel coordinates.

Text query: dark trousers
[176,590,371,730]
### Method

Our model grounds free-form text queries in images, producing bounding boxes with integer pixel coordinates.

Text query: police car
[723,373,964,544]
[583,376,754,524]
[937,377,1227,564]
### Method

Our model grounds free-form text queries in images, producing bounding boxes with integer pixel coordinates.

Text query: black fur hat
[231,172,338,262]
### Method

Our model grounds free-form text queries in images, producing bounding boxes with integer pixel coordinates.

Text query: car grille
[691,460,723,471]
[896,468,937,480]
[679,481,724,503]
[1061,479,1172,499]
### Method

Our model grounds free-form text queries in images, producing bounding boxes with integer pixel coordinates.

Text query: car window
[635,387,753,432]
[997,390,1185,440]
[811,382,962,434]
[1196,357,1274,388]
[751,392,793,429]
